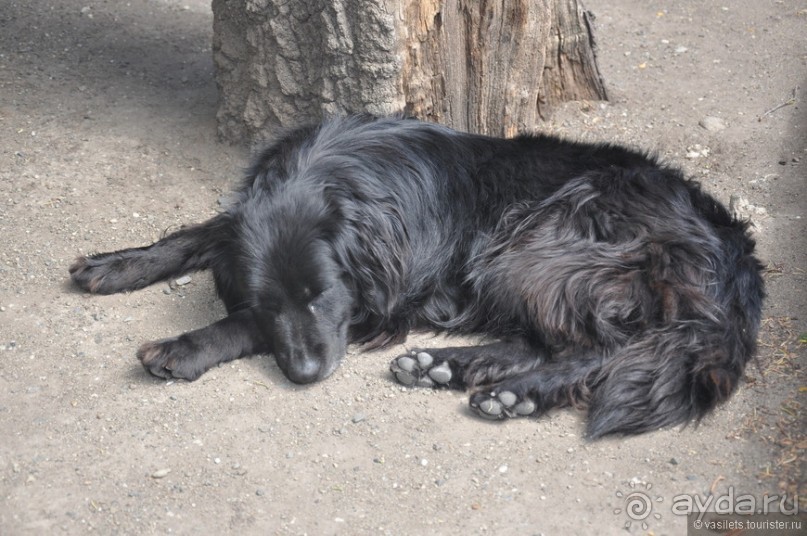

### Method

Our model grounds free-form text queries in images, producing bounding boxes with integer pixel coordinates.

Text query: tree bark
[212,0,606,144]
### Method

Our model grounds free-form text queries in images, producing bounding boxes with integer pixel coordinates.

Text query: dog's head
[241,193,354,384]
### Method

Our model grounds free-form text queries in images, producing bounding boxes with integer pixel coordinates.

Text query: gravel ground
[1,0,804,534]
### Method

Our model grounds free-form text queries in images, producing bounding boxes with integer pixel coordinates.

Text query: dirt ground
[1,0,805,534]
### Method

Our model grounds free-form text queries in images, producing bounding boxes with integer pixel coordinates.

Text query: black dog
[70,115,764,437]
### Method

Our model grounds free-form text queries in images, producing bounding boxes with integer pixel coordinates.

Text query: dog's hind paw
[469,390,537,420]
[390,351,452,388]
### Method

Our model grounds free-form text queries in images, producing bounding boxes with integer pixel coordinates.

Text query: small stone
[752,205,768,216]
[498,464,508,474]
[685,144,710,159]
[674,45,688,54]
[699,116,727,132]
[351,412,366,423]
[175,275,192,286]
[729,194,746,214]
[256,488,266,496]
[669,458,679,465]
[151,469,171,479]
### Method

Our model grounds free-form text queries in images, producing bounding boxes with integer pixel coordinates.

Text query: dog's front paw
[469,390,537,420]
[69,254,137,294]
[137,337,207,381]
[69,255,112,293]
[390,350,452,388]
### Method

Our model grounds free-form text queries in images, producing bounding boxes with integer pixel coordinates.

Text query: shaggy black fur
[70,115,764,437]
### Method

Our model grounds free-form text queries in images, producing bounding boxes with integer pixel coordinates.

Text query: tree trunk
[212,0,606,144]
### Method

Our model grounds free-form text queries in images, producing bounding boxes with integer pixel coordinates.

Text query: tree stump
[212,0,607,144]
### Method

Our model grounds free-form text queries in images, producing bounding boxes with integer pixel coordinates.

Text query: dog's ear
[314,188,346,241]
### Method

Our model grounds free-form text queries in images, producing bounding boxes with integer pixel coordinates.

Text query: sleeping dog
[70,115,764,437]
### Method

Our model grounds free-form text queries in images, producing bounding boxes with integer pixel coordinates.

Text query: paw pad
[470,391,536,420]
[390,351,452,388]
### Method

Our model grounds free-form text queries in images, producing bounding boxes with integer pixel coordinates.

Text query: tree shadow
[0,1,218,129]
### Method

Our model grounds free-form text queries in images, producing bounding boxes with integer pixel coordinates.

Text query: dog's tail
[586,215,765,438]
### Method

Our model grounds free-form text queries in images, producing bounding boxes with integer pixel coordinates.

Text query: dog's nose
[285,358,321,384]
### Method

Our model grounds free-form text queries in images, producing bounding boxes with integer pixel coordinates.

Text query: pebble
[175,275,192,286]
[685,144,710,159]
[256,488,266,496]
[151,468,171,479]
[729,195,768,218]
[699,116,727,132]
[351,412,366,423]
